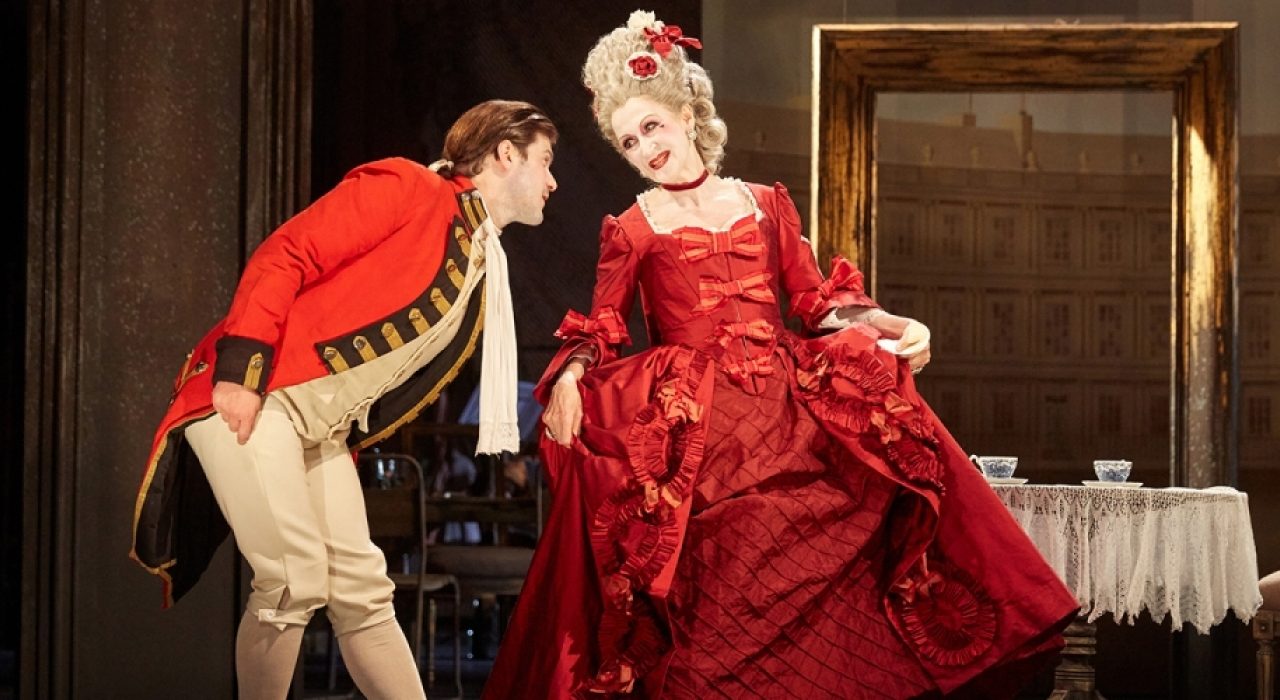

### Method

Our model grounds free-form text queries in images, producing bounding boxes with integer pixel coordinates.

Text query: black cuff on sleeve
[213,335,275,394]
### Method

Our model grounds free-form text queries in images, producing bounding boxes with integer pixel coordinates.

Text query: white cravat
[475,220,520,455]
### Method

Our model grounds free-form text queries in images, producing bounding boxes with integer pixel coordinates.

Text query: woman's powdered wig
[438,100,558,178]
[582,11,727,174]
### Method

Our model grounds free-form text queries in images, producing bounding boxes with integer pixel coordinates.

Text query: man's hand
[211,381,264,445]
[542,372,583,448]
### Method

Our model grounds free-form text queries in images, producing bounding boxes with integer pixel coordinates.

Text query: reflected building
[724,103,1280,485]
[876,110,1175,482]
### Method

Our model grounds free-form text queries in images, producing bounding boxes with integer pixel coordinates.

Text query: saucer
[985,477,1028,485]
[1083,480,1142,489]
[876,338,904,355]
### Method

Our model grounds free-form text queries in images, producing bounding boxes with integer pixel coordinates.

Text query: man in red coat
[130,99,558,699]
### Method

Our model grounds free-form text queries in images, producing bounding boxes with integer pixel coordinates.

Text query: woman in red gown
[485,12,1077,699]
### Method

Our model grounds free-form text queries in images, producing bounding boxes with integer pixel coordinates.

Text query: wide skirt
[662,368,933,698]
[483,330,1077,699]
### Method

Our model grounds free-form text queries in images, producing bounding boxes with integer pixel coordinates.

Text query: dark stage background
[15,2,697,697]
[3,0,28,693]
[312,1,702,384]
[18,1,1264,697]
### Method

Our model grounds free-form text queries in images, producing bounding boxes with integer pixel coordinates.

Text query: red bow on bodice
[555,307,629,345]
[714,319,775,348]
[643,24,703,58]
[696,271,776,312]
[722,354,776,384]
[674,221,764,262]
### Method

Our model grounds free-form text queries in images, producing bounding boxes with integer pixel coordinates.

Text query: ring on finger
[544,427,556,440]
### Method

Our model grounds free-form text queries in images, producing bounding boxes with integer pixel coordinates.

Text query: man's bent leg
[304,438,397,634]
[234,611,305,700]
[337,618,427,700]
[185,398,332,696]
[304,439,424,698]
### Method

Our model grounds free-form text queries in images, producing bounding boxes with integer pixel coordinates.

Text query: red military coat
[130,158,488,606]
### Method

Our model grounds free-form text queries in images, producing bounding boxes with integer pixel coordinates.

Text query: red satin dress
[484,182,1077,699]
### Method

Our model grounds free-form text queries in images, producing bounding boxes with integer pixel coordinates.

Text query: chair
[396,385,545,657]
[1257,570,1280,700]
[358,452,464,699]
[425,451,543,656]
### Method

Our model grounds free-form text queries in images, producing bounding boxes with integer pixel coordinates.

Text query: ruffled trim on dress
[785,334,944,491]
[888,553,998,667]
[581,348,711,695]
[789,255,879,329]
[784,334,1003,668]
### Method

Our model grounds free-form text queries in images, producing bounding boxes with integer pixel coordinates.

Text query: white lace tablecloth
[992,484,1263,633]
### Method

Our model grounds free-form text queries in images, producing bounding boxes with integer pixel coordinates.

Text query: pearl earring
[686,126,697,141]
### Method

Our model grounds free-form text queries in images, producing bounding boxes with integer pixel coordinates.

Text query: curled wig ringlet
[583,11,728,174]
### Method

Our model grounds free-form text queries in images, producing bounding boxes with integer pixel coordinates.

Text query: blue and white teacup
[969,455,1018,480]
[1093,459,1132,483]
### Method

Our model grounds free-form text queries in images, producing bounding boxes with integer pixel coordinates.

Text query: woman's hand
[542,363,585,447]
[896,319,932,374]
[869,312,932,375]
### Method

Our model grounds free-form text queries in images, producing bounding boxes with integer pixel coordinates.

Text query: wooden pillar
[1172,29,1239,490]
[23,0,311,696]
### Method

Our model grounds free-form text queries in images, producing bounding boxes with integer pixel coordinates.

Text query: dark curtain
[3,0,28,692]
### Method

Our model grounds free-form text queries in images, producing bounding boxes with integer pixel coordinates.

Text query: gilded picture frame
[811,24,1239,487]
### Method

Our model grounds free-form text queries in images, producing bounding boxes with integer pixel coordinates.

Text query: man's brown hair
[441,100,558,177]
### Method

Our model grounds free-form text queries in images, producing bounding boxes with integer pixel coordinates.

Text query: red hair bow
[643,25,703,59]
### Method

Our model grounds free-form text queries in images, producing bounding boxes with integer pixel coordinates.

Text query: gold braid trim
[352,289,486,450]
[129,409,216,607]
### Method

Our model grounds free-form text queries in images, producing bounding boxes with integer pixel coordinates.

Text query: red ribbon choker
[660,169,709,191]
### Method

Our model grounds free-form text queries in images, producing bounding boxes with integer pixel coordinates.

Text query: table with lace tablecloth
[992,484,1264,699]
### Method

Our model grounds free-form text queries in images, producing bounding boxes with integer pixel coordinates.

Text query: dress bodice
[543,180,880,399]
[634,209,785,391]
